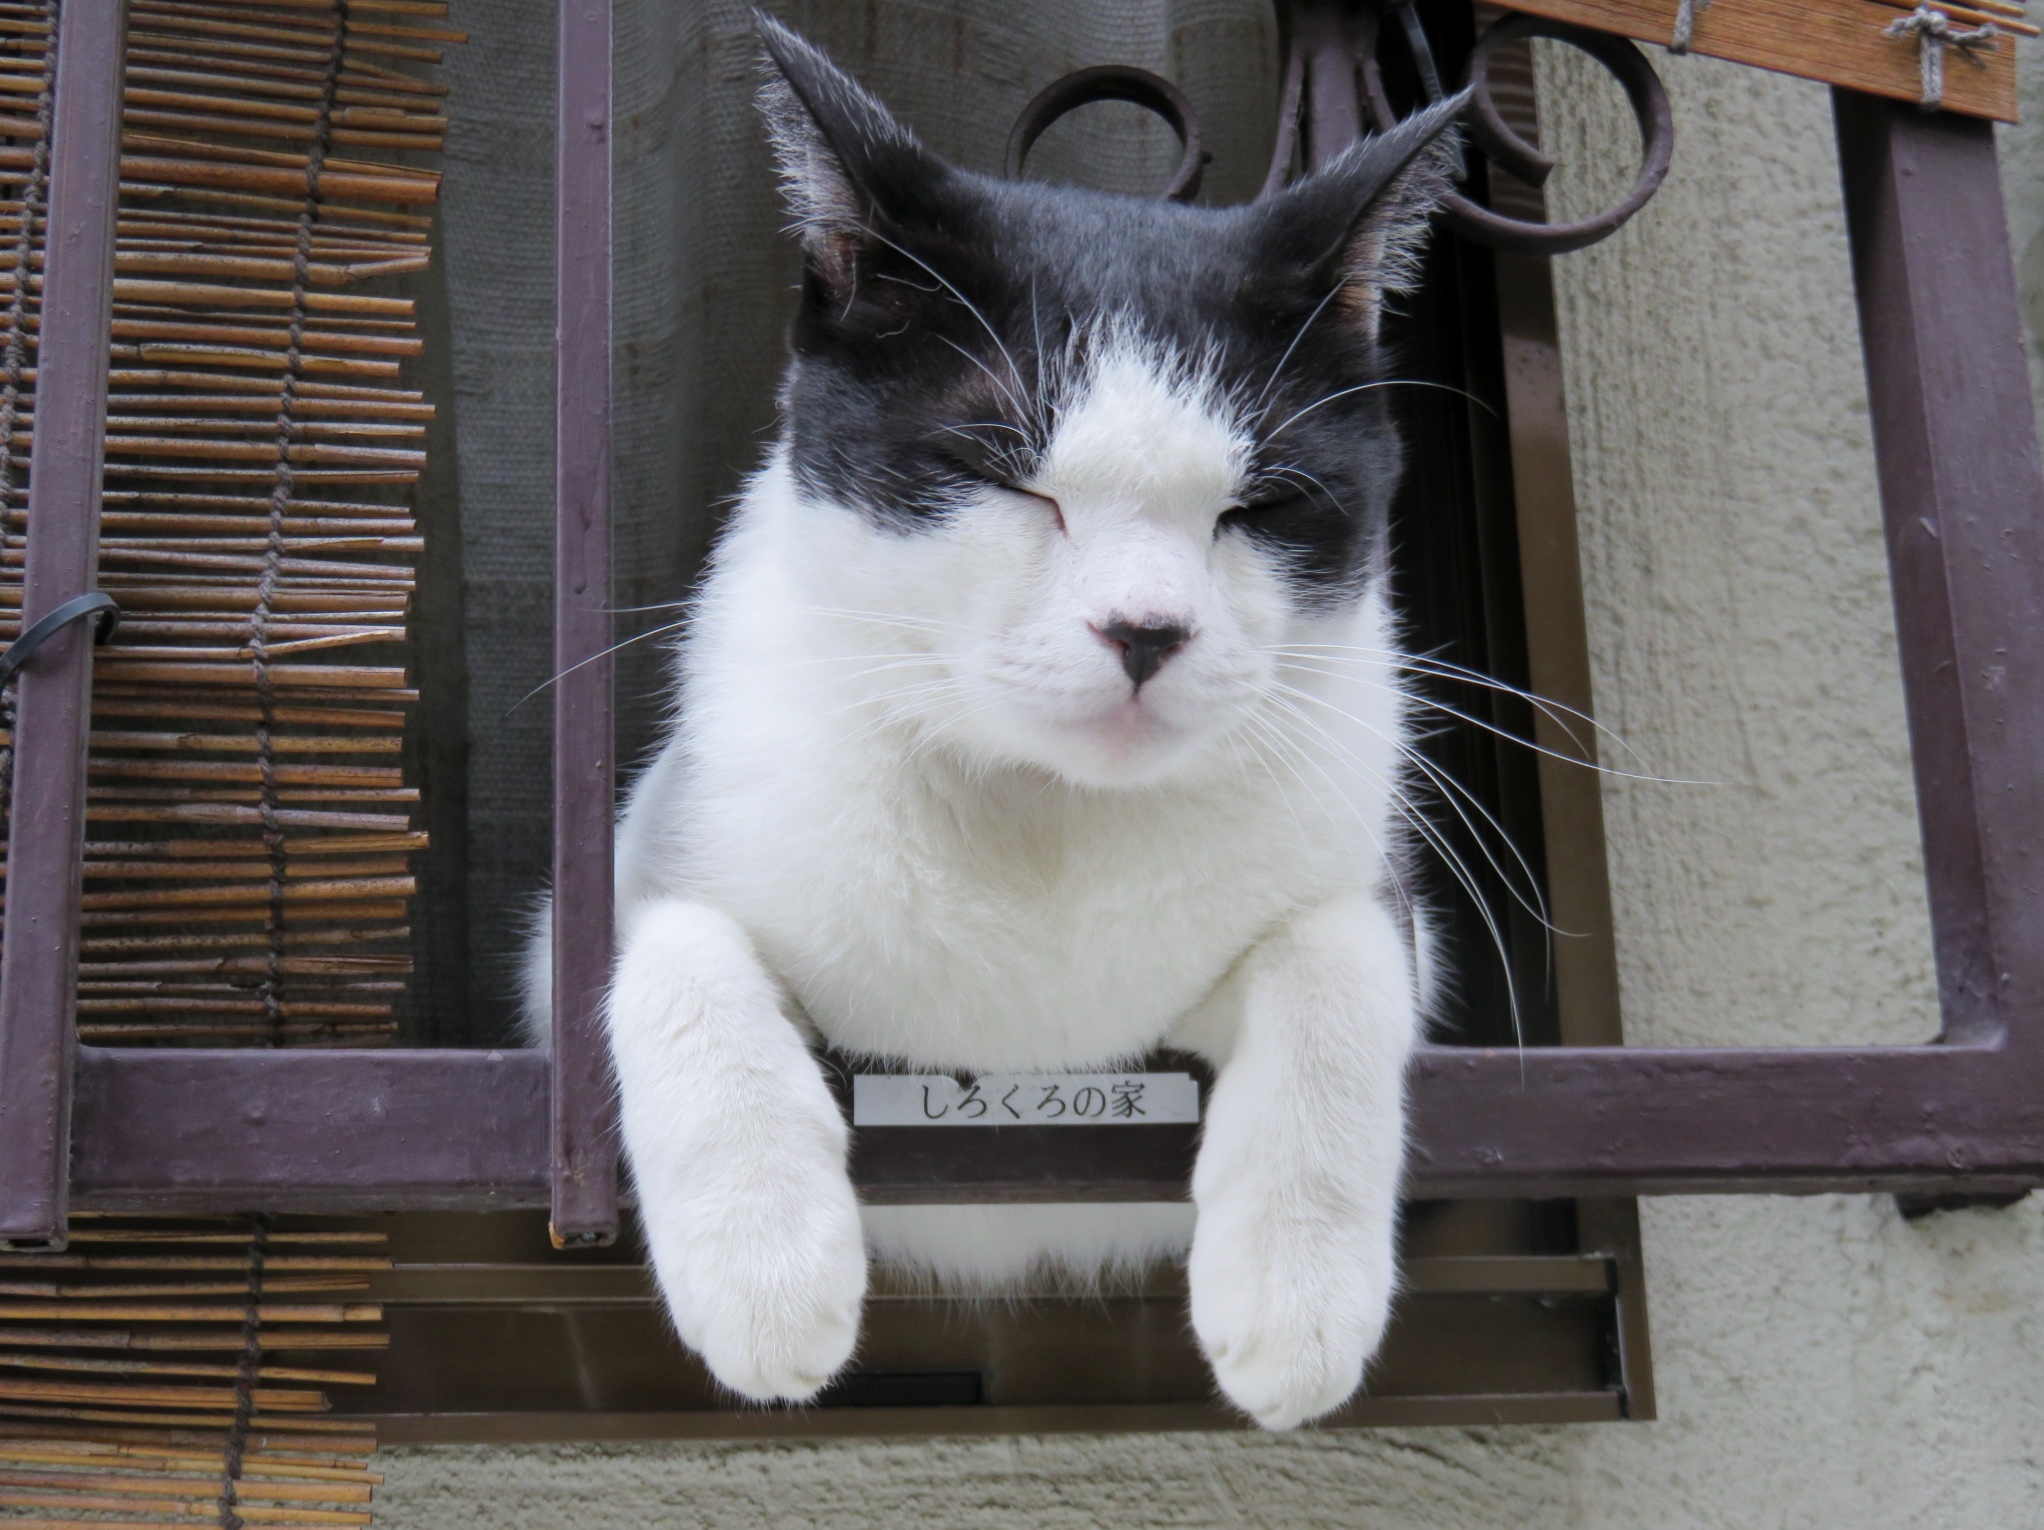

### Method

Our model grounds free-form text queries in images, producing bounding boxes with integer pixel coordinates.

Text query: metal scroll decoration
[1008,65,1210,202]
[1363,9,1674,255]
[1006,1,1673,256]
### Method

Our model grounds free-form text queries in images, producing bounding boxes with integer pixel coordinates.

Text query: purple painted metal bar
[549,0,620,1247]
[0,0,125,1251]
[1834,90,2044,1057]
[59,1043,2044,1208]
[1291,0,1362,174]
[71,1048,549,1212]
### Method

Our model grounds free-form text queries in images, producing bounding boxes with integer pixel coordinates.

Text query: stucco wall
[375,39,2044,1530]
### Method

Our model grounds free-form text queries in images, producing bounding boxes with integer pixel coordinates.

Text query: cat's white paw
[1187,1205,1394,1430]
[648,1164,868,1405]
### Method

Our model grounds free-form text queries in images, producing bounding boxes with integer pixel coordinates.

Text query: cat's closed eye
[1216,491,1311,533]
[943,456,1062,520]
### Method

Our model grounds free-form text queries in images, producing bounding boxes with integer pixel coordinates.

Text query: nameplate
[852,1072,1201,1127]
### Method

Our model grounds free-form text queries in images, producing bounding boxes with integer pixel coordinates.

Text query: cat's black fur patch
[758,16,1461,607]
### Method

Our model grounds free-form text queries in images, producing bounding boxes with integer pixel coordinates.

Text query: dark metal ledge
[364,1392,1627,1444]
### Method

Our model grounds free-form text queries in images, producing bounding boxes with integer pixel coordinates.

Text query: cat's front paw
[1187,1206,1394,1430]
[648,1168,868,1404]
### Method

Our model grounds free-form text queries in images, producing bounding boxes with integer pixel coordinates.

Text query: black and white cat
[532,18,1465,1430]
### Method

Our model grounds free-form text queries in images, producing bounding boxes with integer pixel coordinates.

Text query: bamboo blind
[0,1,457,1518]
[1496,0,2027,121]
[0,1215,388,1528]
[0,0,460,1048]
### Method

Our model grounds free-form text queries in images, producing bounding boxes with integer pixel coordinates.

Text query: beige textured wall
[376,41,2044,1530]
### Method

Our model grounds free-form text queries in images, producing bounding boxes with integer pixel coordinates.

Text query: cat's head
[753,16,1462,789]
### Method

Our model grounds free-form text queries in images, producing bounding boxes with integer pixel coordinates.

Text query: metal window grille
[0,0,2037,1296]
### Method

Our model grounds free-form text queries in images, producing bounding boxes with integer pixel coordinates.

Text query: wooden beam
[1497,0,2019,122]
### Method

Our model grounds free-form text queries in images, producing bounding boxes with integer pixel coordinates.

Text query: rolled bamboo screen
[0,1213,390,1529]
[0,0,461,1049]
[0,2,460,1518]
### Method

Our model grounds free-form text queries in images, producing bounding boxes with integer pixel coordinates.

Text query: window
[0,0,2036,1437]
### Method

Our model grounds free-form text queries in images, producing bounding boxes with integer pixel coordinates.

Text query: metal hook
[1007,64,1209,203]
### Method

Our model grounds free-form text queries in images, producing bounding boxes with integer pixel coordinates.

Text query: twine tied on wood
[1886,2,2000,111]
[1670,0,1713,54]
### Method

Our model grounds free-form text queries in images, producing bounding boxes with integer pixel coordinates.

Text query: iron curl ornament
[1008,64,1210,202]
[1008,0,1674,256]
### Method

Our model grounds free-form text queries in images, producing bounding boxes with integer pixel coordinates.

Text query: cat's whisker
[1239,704,1420,934]
[603,599,695,616]
[1252,278,1347,422]
[506,617,692,716]
[1262,463,1347,514]
[1256,698,1527,1052]
[935,335,1033,426]
[859,223,1032,417]
[942,421,1031,442]
[899,691,1011,777]
[1271,652,1705,787]
[1234,710,1333,867]
[1263,640,1638,762]
[1260,678,1558,1028]
[1253,707,1510,1049]
[1268,644,1630,766]
[1263,682,1544,927]
[785,650,946,670]
[797,604,993,637]
[1273,644,1605,760]
[1028,278,1048,410]
[1227,725,1333,876]
[817,674,975,729]
[1263,378,1499,445]
[1269,679,1558,933]
[803,679,971,735]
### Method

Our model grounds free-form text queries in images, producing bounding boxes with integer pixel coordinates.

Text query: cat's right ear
[754,14,948,297]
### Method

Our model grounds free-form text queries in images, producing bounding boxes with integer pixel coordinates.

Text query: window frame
[1,0,2040,1252]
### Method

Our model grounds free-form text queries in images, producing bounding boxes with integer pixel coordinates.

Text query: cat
[526,16,1465,1430]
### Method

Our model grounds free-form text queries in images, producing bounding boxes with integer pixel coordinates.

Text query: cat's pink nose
[1095,619,1191,689]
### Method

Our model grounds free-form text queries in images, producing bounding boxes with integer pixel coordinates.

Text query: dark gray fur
[756,15,1464,604]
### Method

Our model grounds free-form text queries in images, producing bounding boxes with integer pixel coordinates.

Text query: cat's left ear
[754,14,951,296]
[1254,93,1469,336]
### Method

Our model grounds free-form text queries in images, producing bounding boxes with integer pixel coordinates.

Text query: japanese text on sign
[852,1072,1201,1127]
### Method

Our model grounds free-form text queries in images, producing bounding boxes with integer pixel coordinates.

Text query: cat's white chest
[674,728,1331,1070]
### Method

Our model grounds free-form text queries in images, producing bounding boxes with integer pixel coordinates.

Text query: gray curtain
[429,0,1279,1040]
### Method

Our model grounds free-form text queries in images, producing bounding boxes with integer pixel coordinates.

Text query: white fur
[861,1203,1198,1291]
[542,333,1425,1427]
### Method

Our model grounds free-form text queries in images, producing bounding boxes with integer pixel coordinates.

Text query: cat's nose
[1096,619,1191,689]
